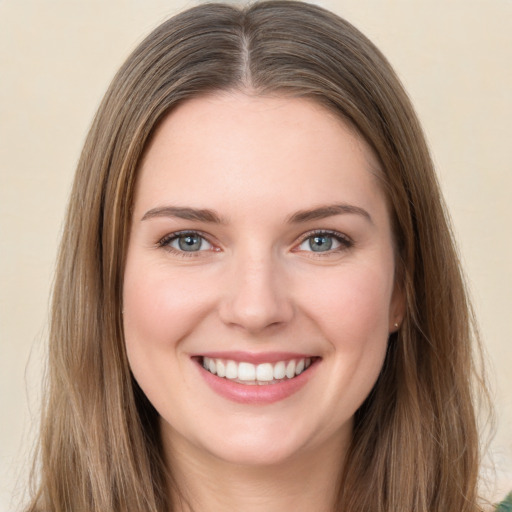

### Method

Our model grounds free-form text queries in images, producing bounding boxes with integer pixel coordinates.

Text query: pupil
[311,235,332,252]
[179,235,201,251]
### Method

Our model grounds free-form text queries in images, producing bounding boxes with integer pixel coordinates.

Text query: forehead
[134,92,385,220]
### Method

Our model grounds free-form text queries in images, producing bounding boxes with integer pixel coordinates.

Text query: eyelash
[156,229,354,257]
[294,229,354,256]
[157,230,216,258]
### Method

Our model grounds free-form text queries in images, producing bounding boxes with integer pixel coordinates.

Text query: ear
[388,279,405,333]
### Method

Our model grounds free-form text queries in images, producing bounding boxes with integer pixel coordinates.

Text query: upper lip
[192,351,318,364]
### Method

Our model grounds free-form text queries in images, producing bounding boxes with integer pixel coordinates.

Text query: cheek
[123,262,210,347]
[299,263,393,422]
[121,261,216,419]
[302,262,394,347]
[122,263,216,395]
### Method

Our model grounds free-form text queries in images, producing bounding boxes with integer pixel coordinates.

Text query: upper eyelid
[295,229,353,245]
[159,229,210,241]
[156,228,353,250]
[158,230,216,248]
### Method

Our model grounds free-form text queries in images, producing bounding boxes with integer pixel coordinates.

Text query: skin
[123,92,403,511]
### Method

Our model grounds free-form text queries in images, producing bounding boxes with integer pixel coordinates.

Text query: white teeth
[225,360,238,379]
[274,361,286,379]
[285,360,296,379]
[238,362,256,381]
[202,356,314,383]
[256,363,274,382]
[216,360,226,378]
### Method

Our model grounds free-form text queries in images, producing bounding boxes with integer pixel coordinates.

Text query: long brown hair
[27,2,489,510]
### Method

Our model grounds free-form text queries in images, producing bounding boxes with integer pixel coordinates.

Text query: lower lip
[196,359,318,404]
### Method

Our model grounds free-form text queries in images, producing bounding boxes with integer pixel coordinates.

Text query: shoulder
[496,492,512,511]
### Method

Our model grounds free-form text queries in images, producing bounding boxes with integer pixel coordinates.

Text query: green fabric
[496,492,512,511]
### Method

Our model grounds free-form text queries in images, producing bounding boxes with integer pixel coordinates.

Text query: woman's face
[123,93,403,466]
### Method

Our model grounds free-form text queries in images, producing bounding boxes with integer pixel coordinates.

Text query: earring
[394,322,399,329]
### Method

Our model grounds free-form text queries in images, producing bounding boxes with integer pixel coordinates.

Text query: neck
[162,427,349,512]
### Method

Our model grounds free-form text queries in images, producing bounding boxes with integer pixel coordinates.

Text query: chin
[203,434,308,467]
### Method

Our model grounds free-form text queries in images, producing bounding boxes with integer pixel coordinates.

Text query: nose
[218,252,294,334]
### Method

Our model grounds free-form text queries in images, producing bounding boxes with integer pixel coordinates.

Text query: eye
[296,231,352,253]
[159,231,214,253]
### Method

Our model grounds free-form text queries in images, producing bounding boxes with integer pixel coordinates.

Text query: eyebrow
[141,203,373,225]
[141,206,225,223]
[287,203,373,224]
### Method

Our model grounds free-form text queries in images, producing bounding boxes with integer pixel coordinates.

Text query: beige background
[1,0,511,510]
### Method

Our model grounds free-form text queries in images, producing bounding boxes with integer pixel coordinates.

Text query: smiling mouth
[199,356,317,385]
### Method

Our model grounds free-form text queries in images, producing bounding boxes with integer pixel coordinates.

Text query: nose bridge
[219,244,293,333]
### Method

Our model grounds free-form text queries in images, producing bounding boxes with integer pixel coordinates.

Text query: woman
[26,1,498,511]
